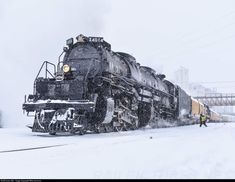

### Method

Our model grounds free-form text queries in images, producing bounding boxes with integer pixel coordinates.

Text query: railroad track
[0,144,67,154]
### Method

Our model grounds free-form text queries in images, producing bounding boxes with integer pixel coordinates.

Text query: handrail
[57,51,65,72]
[33,61,56,94]
[35,61,56,80]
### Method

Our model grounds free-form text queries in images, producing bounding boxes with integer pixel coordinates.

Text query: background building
[173,67,189,92]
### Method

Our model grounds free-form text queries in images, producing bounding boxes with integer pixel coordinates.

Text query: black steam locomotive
[23,34,192,135]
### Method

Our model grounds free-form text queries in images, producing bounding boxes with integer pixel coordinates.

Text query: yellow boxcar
[191,98,200,116]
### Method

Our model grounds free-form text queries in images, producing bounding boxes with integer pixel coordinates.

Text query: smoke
[0,1,8,18]
[0,0,111,127]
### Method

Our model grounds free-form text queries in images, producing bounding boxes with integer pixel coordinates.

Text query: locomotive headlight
[63,64,70,73]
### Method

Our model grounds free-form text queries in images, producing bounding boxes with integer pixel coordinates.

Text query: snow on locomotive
[22,34,221,135]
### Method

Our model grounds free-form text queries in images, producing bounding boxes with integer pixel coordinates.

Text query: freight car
[191,98,210,122]
[210,109,223,123]
[22,35,222,135]
[190,98,224,123]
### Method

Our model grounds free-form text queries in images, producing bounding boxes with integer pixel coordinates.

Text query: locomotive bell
[63,64,70,73]
[76,34,87,43]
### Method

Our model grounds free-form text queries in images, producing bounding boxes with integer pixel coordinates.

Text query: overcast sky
[0,0,235,126]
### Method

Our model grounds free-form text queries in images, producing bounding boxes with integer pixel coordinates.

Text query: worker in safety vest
[199,114,208,127]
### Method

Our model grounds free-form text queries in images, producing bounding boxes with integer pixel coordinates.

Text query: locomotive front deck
[23,100,95,113]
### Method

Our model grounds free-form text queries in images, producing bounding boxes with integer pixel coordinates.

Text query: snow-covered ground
[0,122,235,179]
